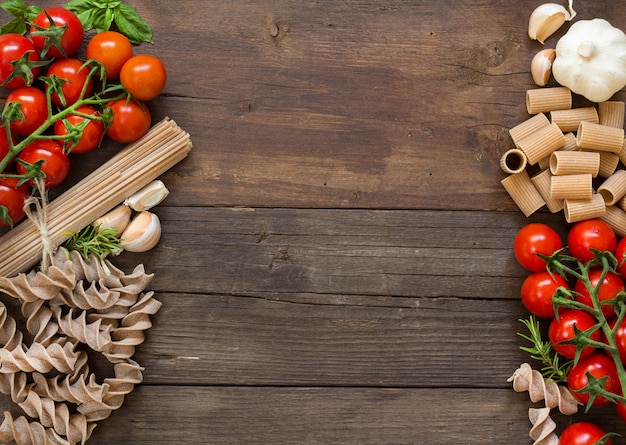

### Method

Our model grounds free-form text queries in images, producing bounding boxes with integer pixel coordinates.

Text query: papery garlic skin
[124,180,170,211]
[531,48,556,87]
[552,18,626,103]
[528,2,576,44]
[93,205,131,235]
[120,211,162,252]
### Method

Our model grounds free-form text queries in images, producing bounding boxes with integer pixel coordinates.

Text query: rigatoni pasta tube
[576,121,625,153]
[500,149,527,174]
[531,169,563,213]
[601,205,626,237]
[599,152,620,179]
[549,151,599,177]
[550,107,598,133]
[517,122,566,165]
[501,171,545,217]
[598,170,626,205]
[526,87,571,115]
[550,173,593,200]
[598,101,625,128]
[509,113,550,148]
[564,194,606,223]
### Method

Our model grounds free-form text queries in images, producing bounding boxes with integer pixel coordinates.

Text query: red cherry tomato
[105,98,151,143]
[568,219,616,264]
[548,309,600,359]
[6,86,48,137]
[567,352,620,406]
[559,422,612,445]
[520,271,569,319]
[17,139,70,188]
[120,54,167,101]
[46,58,94,107]
[0,178,30,227]
[86,31,133,80]
[54,106,104,154]
[30,7,84,58]
[0,33,42,89]
[574,268,624,318]
[514,223,563,272]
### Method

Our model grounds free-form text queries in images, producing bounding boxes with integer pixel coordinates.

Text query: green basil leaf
[0,0,27,17]
[23,5,40,21]
[64,0,97,14]
[91,7,113,32]
[0,16,26,35]
[113,3,152,44]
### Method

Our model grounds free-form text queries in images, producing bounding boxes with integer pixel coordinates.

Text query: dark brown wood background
[3,0,626,443]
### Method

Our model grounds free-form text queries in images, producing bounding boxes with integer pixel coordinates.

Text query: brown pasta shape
[52,306,113,352]
[78,359,144,421]
[18,391,95,445]
[103,292,162,363]
[528,407,559,445]
[508,363,580,415]
[0,411,69,445]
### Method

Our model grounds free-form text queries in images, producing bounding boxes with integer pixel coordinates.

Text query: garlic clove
[120,211,162,252]
[124,180,170,212]
[528,2,576,44]
[531,48,556,87]
[93,205,132,236]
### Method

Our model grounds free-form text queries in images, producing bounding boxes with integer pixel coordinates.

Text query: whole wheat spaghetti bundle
[0,117,192,278]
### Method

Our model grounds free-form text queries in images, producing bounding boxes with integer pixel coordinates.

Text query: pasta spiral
[508,363,580,415]
[18,391,95,445]
[103,292,162,363]
[528,407,558,445]
[0,411,69,445]
[0,247,160,443]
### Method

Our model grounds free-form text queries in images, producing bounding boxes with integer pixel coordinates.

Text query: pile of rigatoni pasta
[501,86,626,235]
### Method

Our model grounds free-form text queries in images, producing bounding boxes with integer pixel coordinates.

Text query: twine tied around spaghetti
[22,177,55,273]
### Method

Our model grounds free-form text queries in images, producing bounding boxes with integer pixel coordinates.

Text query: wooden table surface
[3,0,626,443]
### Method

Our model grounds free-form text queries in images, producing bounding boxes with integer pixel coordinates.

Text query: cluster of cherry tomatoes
[514,219,626,443]
[0,5,167,228]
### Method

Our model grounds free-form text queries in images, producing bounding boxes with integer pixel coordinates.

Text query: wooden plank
[0,386,611,445]
[131,292,534,388]
[115,207,567,298]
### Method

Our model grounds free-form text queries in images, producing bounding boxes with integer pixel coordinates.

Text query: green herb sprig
[62,224,122,262]
[518,315,572,383]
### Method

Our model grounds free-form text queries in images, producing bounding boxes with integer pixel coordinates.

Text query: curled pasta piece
[103,292,162,363]
[0,338,79,374]
[0,372,31,404]
[78,359,144,421]
[21,300,58,346]
[52,306,113,352]
[0,411,69,445]
[0,260,75,303]
[18,391,95,445]
[508,363,580,415]
[0,303,77,374]
[528,407,558,445]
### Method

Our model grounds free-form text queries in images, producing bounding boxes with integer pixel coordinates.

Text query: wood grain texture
[3,0,626,444]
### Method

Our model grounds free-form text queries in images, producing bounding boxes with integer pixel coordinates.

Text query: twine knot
[22,178,55,273]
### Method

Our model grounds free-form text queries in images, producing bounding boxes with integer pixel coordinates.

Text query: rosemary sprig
[62,224,122,262]
[518,315,572,383]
